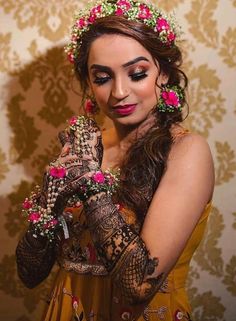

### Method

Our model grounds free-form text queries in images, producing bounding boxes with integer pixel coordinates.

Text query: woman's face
[87,34,167,127]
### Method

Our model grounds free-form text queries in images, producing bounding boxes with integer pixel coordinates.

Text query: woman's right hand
[39,116,103,217]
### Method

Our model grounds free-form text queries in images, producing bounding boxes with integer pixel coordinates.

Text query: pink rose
[91,5,102,15]
[69,115,78,125]
[117,0,131,10]
[22,199,32,209]
[138,4,152,19]
[115,8,124,16]
[167,31,176,42]
[162,91,179,107]
[88,14,97,23]
[92,171,105,183]
[49,167,66,178]
[156,18,170,31]
[76,18,87,29]
[29,212,41,222]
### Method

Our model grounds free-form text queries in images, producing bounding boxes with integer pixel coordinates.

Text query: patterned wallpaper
[0,1,236,320]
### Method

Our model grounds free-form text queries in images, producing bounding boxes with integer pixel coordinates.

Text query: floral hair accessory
[65,0,180,63]
[157,84,185,112]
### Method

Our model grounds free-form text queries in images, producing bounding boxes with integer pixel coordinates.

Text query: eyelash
[93,71,148,85]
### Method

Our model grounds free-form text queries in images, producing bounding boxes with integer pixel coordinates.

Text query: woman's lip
[112,104,137,116]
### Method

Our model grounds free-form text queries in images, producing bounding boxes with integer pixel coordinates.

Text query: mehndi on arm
[15,228,58,288]
[84,192,166,305]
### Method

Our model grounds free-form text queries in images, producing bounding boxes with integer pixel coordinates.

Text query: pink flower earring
[84,97,99,115]
[157,84,185,112]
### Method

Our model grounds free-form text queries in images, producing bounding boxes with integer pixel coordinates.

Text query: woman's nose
[111,76,129,100]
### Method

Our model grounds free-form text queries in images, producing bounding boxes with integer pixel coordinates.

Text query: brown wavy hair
[74,14,188,222]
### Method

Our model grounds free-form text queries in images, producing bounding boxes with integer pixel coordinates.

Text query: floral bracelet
[21,169,120,241]
[79,169,120,201]
[21,185,62,242]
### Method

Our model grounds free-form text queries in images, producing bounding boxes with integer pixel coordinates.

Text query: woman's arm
[16,230,58,288]
[15,132,80,288]
[83,133,214,304]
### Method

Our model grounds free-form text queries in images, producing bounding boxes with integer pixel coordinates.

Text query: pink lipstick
[113,104,137,116]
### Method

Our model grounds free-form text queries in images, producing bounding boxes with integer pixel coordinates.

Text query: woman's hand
[44,116,104,210]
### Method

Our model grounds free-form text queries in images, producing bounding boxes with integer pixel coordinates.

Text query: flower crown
[65,0,180,64]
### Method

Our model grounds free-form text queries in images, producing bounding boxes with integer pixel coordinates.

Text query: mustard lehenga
[43,201,211,321]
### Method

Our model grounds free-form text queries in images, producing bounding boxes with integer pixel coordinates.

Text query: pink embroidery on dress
[174,309,193,321]
[63,288,84,320]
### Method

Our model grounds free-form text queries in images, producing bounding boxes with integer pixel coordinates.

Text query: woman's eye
[93,76,110,85]
[130,72,148,81]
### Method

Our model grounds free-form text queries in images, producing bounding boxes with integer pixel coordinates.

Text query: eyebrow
[90,56,150,72]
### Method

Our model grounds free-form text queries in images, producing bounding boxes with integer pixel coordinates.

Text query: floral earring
[84,96,99,115]
[157,84,185,112]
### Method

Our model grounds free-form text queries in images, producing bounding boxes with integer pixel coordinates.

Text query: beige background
[0,0,236,320]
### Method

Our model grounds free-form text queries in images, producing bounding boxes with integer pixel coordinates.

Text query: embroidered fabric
[60,258,108,275]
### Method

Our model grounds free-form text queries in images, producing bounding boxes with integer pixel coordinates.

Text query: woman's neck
[101,115,156,170]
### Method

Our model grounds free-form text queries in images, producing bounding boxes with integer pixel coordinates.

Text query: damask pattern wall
[0,0,235,320]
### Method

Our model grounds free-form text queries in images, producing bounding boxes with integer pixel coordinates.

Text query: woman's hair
[74,14,188,222]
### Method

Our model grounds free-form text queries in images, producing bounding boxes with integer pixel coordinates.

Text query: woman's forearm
[16,229,57,288]
[84,192,166,304]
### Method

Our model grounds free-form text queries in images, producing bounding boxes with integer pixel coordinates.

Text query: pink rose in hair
[92,171,105,183]
[162,91,179,107]
[22,199,32,209]
[115,7,124,16]
[49,167,66,178]
[138,4,152,19]
[167,31,176,42]
[156,18,170,31]
[91,5,102,15]
[29,212,41,222]
[117,0,131,10]
[88,14,97,24]
[76,18,87,29]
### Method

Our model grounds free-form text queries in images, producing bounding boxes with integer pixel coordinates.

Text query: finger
[58,130,70,146]
[60,143,72,157]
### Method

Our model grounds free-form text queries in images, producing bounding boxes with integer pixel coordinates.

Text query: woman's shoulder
[170,125,212,159]
[166,126,214,201]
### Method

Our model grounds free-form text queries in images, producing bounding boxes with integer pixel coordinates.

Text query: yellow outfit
[43,201,211,321]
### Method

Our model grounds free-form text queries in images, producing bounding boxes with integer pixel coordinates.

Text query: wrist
[77,169,120,202]
[22,186,62,242]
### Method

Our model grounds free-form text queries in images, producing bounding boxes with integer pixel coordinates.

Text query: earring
[84,97,99,115]
[157,84,185,112]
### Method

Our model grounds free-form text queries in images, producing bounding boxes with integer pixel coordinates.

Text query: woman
[16,1,214,320]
